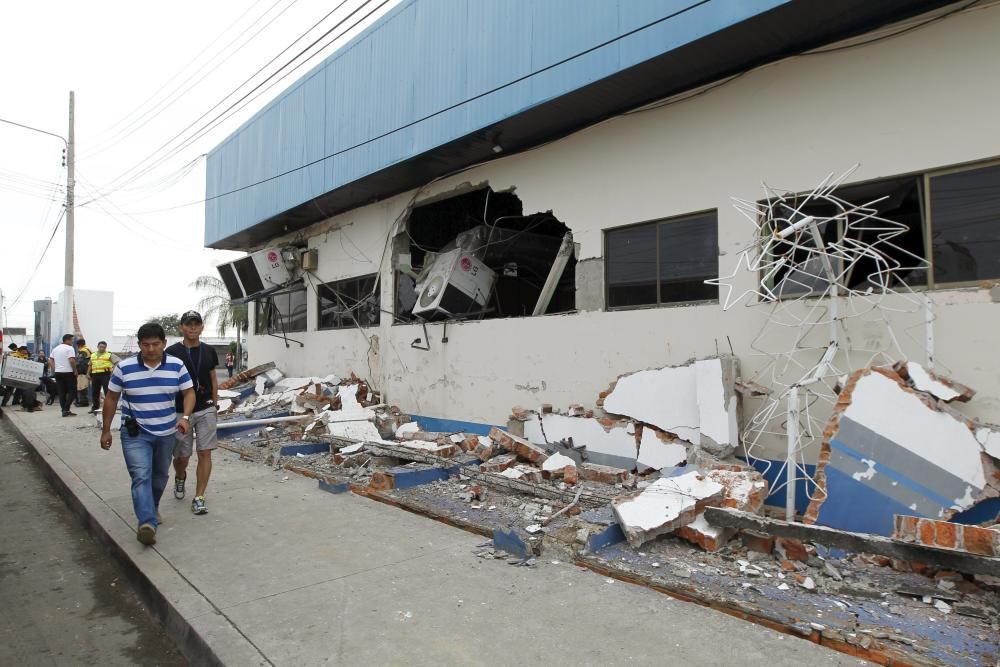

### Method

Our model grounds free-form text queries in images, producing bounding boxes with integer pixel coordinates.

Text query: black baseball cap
[181,310,203,324]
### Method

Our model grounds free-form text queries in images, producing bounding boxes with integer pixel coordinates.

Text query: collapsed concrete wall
[804,365,1000,536]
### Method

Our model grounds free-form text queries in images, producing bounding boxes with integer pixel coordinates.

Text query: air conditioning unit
[412,248,495,318]
[1,356,44,390]
[217,247,296,300]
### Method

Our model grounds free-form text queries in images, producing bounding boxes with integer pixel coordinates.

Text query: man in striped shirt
[99,322,195,546]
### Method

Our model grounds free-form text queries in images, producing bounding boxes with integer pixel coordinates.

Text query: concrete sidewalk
[6,407,866,666]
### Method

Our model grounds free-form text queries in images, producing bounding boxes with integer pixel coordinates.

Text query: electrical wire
[88,0,371,200]
[82,0,301,162]
[80,0,274,155]
[7,207,66,310]
[89,0,707,211]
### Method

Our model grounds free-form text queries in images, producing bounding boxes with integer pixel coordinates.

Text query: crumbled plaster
[636,428,687,471]
[603,364,700,444]
[542,452,577,472]
[906,362,965,401]
[523,414,636,469]
[612,470,724,548]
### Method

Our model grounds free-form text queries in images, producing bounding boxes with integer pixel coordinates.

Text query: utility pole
[63,91,76,339]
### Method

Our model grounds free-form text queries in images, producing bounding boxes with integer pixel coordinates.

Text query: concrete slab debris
[542,452,576,472]
[636,427,687,471]
[612,470,725,548]
[522,414,635,469]
[804,367,1000,536]
[600,355,739,458]
[675,467,768,552]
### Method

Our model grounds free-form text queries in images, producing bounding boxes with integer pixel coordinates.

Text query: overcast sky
[0,0,396,335]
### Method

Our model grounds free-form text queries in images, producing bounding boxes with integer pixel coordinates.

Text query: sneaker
[191,496,207,515]
[173,476,186,500]
[62,411,76,417]
[136,523,156,545]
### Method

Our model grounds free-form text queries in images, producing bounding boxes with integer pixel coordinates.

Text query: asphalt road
[0,414,187,666]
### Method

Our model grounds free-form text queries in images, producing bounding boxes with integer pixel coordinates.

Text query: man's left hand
[177,419,190,435]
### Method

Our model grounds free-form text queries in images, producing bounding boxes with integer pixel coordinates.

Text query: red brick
[893,515,919,541]
[578,462,629,484]
[541,404,553,414]
[934,521,959,550]
[479,453,516,473]
[779,559,797,572]
[563,465,579,485]
[369,471,393,491]
[918,519,936,546]
[962,525,997,556]
[676,524,729,552]
[773,537,809,562]
[510,405,530,420]
[740,529,775,555]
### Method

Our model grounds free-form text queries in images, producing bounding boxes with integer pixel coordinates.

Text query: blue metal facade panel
[205,0,790,246]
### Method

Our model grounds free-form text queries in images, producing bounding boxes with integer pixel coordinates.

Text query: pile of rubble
[213,357,999,665]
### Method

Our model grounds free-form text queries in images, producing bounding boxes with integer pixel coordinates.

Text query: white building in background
[202,2,1000,505]
[52,288,113,349]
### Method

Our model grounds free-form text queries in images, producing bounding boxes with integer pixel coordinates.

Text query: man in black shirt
[166,311,219,515]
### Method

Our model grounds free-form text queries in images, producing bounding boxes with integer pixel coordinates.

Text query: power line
[113,0,714,213]
[89,0,367,200]
[82,0,273,152]
[7,207,66,310]
[81,0,299,161]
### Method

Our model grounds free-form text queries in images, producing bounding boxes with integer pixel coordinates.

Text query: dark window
[764,176,927,297]
[930,163,1000,285]
[254,288,307,334]
[606,212,718,308]
[318,275,379,330]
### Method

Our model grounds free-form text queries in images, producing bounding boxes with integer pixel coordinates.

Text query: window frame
[253,287,308,335]
[925,157,1000,289]
[317,274,380,331]
[604,209,720,311]
[753,157,1000,301]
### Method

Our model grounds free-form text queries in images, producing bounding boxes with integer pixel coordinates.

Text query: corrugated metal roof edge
[205,0,959,250]
[209,0,417,157]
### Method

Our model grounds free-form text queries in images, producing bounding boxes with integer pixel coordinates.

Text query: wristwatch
[181,415,190,421]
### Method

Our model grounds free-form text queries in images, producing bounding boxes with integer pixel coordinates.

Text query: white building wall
[246,4,1000,461]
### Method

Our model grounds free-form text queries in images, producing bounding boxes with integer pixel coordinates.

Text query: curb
[4,411,271,667]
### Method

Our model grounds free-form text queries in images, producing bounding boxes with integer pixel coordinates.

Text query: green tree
[146,313,182,336]
[191,275,248,369]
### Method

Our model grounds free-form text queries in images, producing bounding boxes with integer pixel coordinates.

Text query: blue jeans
[120,427,176,528]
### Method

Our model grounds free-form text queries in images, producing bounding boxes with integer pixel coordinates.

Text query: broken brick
[740,530,775,555]
[774,536,809,563]
[479,453,516,473]
[489,427,549,465]
[563,465,578,485]
[369,471,393,491]
[611,470,725,548]
[675,515,729,552]
[962,525,999,556]
[578,462,629,484]
[510,406,530,421]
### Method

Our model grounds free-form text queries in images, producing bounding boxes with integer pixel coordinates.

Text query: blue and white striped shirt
[108,354,193,436]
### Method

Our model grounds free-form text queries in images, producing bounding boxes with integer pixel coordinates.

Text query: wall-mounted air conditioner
[217,247,296,300]
[412,248,495,318]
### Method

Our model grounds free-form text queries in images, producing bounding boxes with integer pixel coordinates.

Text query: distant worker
[224,351,234,378]
[75,338,92,408]
[89,340,114,414]
[167,311,219,515]
[49,334,78,417]
[1,345,30,407]
[100,322,194,546]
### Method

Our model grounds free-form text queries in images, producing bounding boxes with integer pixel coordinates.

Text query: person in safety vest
[75,338,92,407]
[89,340,115,414]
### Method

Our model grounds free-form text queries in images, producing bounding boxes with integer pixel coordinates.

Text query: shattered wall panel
[523,414,637,469]
[602,364,700,444]
[805,367,1000,536]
